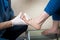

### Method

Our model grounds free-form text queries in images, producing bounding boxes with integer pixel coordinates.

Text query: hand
[20,13,32,25]
[11,12,30,26]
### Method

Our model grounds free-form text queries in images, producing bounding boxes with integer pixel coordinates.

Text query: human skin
[21,11,49,30]
[0,21,12,30]
[21,11,60,34]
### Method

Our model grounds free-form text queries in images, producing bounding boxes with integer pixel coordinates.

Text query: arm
[0,12,29,30]
[0,21,12,30]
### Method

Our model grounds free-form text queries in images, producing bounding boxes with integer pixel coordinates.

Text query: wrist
[9,21,13,27]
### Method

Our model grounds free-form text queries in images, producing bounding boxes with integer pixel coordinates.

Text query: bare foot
[42,29,60,35]
[20,13,41,30]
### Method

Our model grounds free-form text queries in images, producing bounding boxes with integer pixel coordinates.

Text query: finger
[18,12,22,16]
[22,16,32,25]
[20,12,24,17]
[22,15,29,22]
[20,12,25,19]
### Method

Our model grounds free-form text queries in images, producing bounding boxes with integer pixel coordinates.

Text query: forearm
[0,21,12,30]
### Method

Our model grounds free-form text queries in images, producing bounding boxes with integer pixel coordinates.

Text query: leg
[42,21,59,35]
[42,12,60,35]
[1,25,28,40]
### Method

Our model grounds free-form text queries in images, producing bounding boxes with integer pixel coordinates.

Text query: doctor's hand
[11,12,30,26]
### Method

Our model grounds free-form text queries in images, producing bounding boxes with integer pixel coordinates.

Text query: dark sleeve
[44,0,58,16]
[8,0,14,19]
